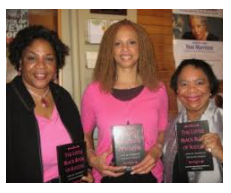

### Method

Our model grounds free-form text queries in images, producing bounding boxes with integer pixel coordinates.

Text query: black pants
[101,172,157,183]
[46,178,60,183]
[172,153,189,183]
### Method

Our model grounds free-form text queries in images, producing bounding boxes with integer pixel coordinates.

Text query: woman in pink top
[7,25,93,183]
[81,19,168,183]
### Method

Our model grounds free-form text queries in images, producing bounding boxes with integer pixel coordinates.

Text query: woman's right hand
[89,148,125,177]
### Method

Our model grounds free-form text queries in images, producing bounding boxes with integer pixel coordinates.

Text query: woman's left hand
[130,145,162,175]
[81,170,94,183]
[200,132,223,163]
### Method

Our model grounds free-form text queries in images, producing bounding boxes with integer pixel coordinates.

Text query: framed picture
[90,9,127,16]
[87,19,107,44]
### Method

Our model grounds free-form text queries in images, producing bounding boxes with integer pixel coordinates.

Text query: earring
[52,73,57,81]
[18,67,21,75]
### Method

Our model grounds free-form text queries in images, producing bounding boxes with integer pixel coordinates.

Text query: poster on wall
[87,19,107,44]
[6,9,28,83]
[172,9,223,80]
[6,9,28,44]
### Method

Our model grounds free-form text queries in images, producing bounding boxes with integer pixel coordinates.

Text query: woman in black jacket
[6,25,93,183]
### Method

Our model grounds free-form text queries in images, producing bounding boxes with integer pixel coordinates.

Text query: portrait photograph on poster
[173,14,223,42]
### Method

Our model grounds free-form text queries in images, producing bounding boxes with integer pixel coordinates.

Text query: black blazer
[6,76,84,182]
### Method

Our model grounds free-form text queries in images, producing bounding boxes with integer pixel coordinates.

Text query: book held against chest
[176,120,214,171]
[112,124,145,171]
[56,141,88,183]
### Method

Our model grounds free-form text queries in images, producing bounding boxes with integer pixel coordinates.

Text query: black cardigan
[6,76,84,182]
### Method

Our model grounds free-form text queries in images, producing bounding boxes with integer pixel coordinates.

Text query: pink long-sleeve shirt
[81,82,168,183]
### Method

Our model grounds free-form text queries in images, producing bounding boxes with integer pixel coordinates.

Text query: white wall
[60,9,137,108]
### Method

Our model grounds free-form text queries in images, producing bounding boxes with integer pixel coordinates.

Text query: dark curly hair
[8,25,69,71]
[170,59,219,96]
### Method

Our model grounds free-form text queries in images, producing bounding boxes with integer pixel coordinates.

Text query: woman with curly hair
[6,25,93,183]
[81,19,169,183]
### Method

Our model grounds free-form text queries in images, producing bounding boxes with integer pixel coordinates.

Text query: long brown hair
[93,19,159,93]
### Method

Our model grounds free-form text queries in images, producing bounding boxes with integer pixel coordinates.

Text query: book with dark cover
[176,120,214,171]
[112,124,145,171]
[56,141,88,183]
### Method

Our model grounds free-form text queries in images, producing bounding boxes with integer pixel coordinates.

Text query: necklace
[27,88,50,108]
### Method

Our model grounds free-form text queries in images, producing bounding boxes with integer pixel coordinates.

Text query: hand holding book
[88,147,126,177]
[81,170,94,183]
[200,132,223,163]
[130,143,163,175]
[176,120,214,171]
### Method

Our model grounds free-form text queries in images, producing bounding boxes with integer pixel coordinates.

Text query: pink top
[36,106,72,182]
[81,82,168,183]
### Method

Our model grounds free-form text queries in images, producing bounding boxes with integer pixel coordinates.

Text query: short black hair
[8,25,69,71]
[170,59,219,96]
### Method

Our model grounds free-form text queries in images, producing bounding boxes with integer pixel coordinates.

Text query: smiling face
[113,25,139,70]
[21,39,56,93]
[177,65,211,119]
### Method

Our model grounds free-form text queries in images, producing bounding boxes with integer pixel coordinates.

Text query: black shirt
[112,85,144,101]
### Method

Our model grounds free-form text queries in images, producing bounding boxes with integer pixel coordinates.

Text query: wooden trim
[57,9,62,38]
[138,9,172,17]
[138,15,172,26]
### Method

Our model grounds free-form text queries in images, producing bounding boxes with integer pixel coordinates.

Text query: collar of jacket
[10,76,61,112]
